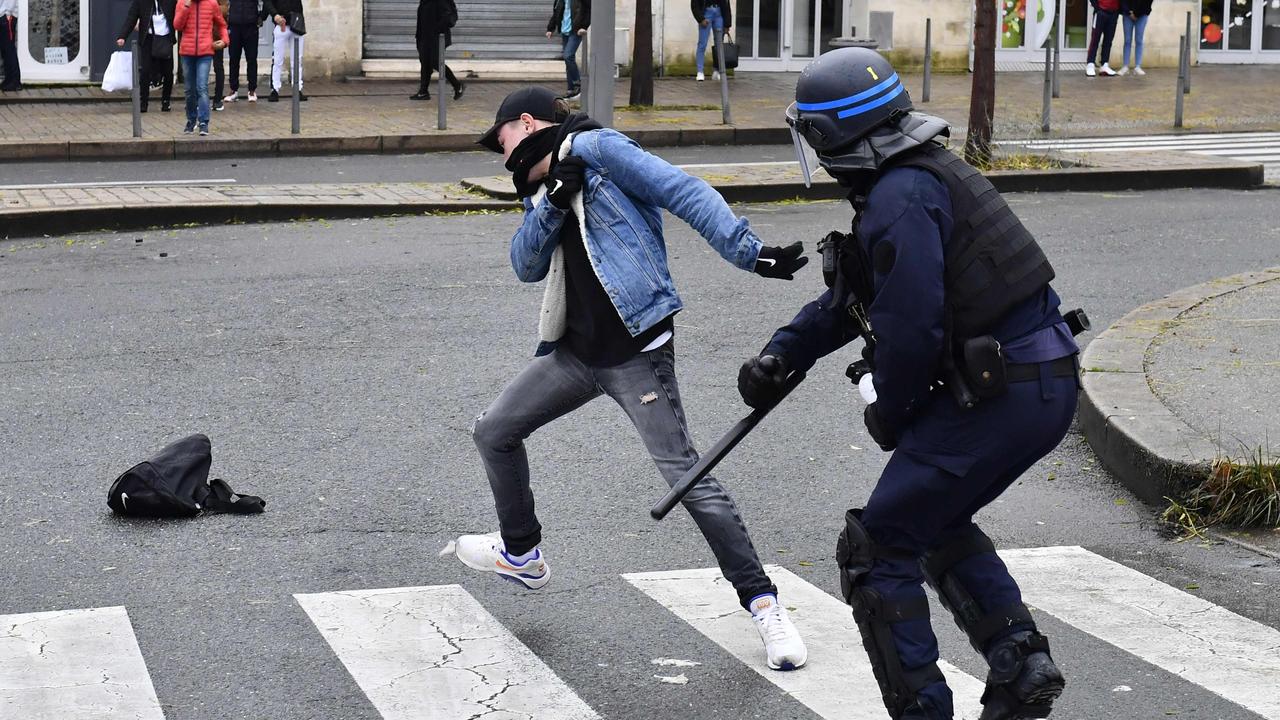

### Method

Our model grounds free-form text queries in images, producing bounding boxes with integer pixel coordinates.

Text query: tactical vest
[879,143,1055,338]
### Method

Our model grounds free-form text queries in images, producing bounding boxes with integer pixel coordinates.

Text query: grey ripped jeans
[471,340,777,608]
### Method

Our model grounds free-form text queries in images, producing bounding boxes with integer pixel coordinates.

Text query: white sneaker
[750,594,807,671]
[1133,66,1146,76]
[453,532,551,590]
[1085,62,1096,77]
[1117,66,1129,76]
[223,92,238,103]
[696,71,705,81]
[1100,63,1117,76]
[713,70,721,80]
[248,91,258,102]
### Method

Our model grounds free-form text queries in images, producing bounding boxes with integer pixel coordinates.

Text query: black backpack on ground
[107,434,266,517]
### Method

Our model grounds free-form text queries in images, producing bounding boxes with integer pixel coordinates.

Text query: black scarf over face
[506,126,560,198]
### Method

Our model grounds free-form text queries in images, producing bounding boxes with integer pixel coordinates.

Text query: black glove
[738,354,789,409]
[545,155,588,210]
[753,241,809,280]
[863,402,897,452]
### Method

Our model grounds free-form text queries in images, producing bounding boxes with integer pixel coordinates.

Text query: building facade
[13,0,1280,84]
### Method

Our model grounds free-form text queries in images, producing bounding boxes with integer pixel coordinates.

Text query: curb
[1078,267,1280,506]
[2,157,1266,240]
[1,127,795,162]
[0,196,517,239]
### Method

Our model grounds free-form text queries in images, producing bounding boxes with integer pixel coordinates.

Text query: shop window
[26,0,81,64]
[1000,0,1027,48]
[1201,0,1224,49]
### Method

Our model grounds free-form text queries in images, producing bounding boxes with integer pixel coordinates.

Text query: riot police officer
[739,48,1085,720]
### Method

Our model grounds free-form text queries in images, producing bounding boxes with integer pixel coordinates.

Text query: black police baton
[650,371,806,520]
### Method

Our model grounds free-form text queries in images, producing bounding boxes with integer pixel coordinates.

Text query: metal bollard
[437,33,446,130]
[1052,25,1061,98]
[1040,44,1051,133]
[713,31,731,125]
[922,18,932,103]
[580,32,589,104]
[1175,35,1185,128]
[291,36,301,134]
[1183,12,1192,94]
[131,40,142,138]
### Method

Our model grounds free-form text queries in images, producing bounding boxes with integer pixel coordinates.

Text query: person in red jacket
[173,0,229,135]
[1086,0,1121,76]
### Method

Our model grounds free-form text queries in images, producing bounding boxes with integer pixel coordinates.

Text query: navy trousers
[859,370,1078,717]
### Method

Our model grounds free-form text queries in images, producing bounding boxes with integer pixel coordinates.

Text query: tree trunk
[965,0,996,168]
[630,0,654,106]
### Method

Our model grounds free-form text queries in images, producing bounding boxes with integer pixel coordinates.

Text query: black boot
[978,631,1065,720]
[452,81,465,100]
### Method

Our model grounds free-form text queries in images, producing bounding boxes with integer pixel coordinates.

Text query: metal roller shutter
[363,0,561,60]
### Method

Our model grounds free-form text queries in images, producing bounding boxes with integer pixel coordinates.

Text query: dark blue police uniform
[764,166,1079,717]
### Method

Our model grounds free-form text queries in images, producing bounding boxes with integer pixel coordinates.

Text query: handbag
[711,33,739,70]
[150,33,173,61]
[288,10,306,35]
[107,434,266,517]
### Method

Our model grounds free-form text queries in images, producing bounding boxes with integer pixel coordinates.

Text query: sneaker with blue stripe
[452,532,551,590]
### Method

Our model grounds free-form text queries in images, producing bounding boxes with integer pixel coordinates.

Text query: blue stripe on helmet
[794,73,900,112]
[835,81,906,119]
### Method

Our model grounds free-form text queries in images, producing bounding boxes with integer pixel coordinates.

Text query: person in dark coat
[117,0,178,112]
[412,0,463,101]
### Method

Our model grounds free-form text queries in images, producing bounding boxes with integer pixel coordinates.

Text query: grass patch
[980,152,1065,171]
[1161,446,1280,539]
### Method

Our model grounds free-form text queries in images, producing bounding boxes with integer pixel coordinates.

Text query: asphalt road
[0,146,797,187]
[2,186,1279,719]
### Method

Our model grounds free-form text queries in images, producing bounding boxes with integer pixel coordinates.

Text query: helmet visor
[785,102,822,189]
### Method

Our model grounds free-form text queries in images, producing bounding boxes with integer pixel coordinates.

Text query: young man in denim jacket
[451,86,810,671]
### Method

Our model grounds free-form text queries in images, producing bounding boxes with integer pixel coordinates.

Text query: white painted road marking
[0,606,165,720]
[1016,132,1280,182]
[294,585,600,720]
[623,564,987,720]
[1002,545,1280,720]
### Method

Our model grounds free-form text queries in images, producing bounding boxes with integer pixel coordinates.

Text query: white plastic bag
[101,51,133,93]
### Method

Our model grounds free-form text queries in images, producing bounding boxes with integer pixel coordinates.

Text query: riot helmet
[786,48,948,186]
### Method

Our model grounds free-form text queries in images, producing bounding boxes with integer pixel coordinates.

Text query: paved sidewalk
[2,67,1279,160]
[1080,268,1280,555]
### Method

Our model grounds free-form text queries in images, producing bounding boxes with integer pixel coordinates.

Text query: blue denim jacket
[509,128,763,337]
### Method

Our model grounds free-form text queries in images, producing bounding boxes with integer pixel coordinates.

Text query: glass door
[737,0,835,70]
[995,0,1090,61]
[1201,0,1280,61]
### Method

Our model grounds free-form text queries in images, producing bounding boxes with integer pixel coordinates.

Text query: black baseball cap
[477,87,568,153]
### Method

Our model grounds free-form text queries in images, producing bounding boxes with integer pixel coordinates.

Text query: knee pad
[837,509,944,719]
[921,525,1034,655]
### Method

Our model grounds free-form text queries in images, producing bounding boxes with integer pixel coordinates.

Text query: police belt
[1005,355,1077,384]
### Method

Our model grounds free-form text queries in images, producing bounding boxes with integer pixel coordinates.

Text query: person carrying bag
[115,0,177,111]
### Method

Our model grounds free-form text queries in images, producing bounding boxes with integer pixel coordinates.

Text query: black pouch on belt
[961,335,1007,400]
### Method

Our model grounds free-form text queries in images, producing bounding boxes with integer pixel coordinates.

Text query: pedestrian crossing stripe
[1013,132,1280,170]
[0,606,164,720]
[294,585,600,720]
[5,547,1280,719]
[1002,546,1280,720]
[623,564,989,720]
